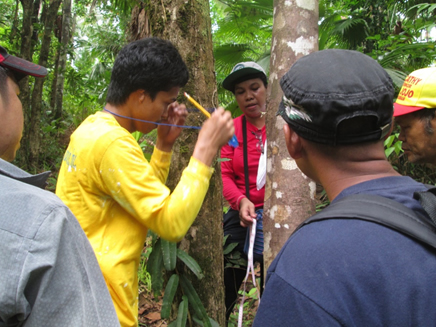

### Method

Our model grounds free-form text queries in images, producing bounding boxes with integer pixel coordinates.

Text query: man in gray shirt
[0,46,120,326]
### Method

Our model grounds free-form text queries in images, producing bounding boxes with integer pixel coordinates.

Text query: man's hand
[239,197,256,227]
[156,102,188,152]
[193,107,234,166]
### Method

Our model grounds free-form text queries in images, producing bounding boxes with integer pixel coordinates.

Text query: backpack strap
[414,186,436,226]
[298,194,436,249]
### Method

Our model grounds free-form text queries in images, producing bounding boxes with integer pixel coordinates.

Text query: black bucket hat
[277,49,394,145]
[0,45,47,81]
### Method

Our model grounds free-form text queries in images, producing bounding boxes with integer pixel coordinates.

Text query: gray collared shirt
[0,159,120,326]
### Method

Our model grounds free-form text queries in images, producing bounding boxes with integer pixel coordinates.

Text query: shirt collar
[0,158,50,189]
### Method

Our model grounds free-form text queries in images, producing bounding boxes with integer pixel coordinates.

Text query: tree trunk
[10,0,20,41]
[16,0,34,169]
[128,0,225,324]
[53,0,71,120]
[50,48,60,111]
[30,0,41,49]
[263,0,319,270]
[28,0,63,167]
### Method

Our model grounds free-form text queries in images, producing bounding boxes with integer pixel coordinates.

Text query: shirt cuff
[152,146,172,164]
[187,156,214,182]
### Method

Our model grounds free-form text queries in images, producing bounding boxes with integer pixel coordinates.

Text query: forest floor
[137,265,261,327]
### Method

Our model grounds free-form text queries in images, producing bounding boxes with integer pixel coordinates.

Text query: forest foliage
[1,0,436,325]
[0,0,435,182]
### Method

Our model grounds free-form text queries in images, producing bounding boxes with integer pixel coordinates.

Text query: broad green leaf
[394,141,403,155]
[161,239,177,271]
[223,242,238,255]
[161,274,179,319]
[179,274,211,327]
[384,134,395,148]
[176,295,189,327]
[176,249,204,279]
[192,315,220,327]
[147,238,164,297]
[385,147,395,158]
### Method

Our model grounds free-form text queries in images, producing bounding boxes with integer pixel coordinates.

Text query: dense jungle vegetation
[1,0,436,325]
[1,0,435,185]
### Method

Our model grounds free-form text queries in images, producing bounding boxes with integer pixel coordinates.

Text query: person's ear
[137,90,146,103]
[283,124,303,159]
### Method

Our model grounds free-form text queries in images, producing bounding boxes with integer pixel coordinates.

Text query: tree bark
[53,0,71,120]
[16,0,35,169]
[28,0,63,167]
[10,0,20,41]
[128,0,225,324]
[30,0,41,48]
[263,0,319,270]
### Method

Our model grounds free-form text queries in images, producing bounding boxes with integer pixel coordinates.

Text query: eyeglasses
[251,130,264,154]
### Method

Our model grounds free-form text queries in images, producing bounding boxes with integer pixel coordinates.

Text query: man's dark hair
[232,72,268,93]
[106,37,189,105]
[412,109,436,135]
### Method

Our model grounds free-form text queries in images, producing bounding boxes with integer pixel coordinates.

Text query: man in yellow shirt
[56,37,234,327]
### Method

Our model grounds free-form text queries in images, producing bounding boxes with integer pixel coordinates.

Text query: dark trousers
[223,209,264,321]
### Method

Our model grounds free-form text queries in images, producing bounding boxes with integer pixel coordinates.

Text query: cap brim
[393,102,425,117]
[0,55,47,78]
[276,100,285,117]
[222,67,265,91]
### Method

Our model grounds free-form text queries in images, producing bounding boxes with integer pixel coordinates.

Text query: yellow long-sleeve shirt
[56,112,213,327]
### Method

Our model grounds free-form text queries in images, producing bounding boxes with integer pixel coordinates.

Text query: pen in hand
[184,92,239,148]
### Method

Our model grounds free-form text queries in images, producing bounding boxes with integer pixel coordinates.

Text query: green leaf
[147,230,159,245]
[175,295,189,327]
[384,134,395,148]
[192,315,220,327]
[161,239,177,271]
[147,238,164,297]
[217,157,231,162]
[176,249,204,279]
[394,141,403,155]
[179,274,211,327]
[223,242,238,255]
[161,274,180,319]
[385,147,395,158]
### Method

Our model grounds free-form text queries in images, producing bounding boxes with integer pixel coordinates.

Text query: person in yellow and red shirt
[393,67,436,165]
[56,37,234,327]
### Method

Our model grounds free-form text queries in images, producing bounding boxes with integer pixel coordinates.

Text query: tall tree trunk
[17,0,35,170]
[128,0,225,324]
[30,0,41,49]
[53,0,71,120]
[263,0,319,270]
[50,48,60,111]
[28,0,63,168]
[10,0,20,41]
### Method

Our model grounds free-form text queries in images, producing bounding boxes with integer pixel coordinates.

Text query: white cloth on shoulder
[256,139,267,190]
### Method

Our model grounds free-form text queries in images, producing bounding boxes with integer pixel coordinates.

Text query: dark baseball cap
[277,49,394,145]
[0,45,47,81]
[222,61,267,92]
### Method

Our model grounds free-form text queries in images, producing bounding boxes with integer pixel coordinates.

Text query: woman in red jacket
[221,62,267,321]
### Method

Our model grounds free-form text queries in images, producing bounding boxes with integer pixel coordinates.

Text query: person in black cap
[221,61,267,321]
[253,50,436,326]
[0,45,120,326]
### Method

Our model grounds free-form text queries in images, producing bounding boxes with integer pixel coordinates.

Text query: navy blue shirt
[253,176,436,326]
